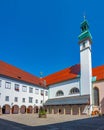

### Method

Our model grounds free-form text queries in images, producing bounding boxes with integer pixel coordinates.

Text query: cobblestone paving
[0,114,104,130]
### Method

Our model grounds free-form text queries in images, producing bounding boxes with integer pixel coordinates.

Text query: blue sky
[0,0,104,77]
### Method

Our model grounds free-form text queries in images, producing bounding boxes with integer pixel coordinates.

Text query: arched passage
[94,87,99,106]
[27,106,33,113]
[2,104,10,114]
[12,105,19,114]
[34,106,39,113]
[20,105,26,114]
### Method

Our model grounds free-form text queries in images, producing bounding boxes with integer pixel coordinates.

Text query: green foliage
[39,109,47,115]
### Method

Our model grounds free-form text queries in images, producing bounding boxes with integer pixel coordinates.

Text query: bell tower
[78,18,92,107]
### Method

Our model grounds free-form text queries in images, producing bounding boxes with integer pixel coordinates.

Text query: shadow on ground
[0,116,104,130]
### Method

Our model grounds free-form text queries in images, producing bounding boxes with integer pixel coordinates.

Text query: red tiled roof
[44,65,104,86]
[0,60,104,87]
[92,65,104,81]
[0,60,45,87]
[44,64,80,86]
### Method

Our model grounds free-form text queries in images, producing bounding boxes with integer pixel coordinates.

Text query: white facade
[0,19,95,115]
[0,76,48,108]
[80,39,92,96]
[48,78,80,99]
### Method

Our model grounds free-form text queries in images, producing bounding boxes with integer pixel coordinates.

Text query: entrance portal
[2,105,10,114]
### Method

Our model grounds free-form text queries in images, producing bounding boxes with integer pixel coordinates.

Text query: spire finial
[84,15,86,20]
[83,12,86,20]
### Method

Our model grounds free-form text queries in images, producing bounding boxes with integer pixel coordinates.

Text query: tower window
[82,42,86,49]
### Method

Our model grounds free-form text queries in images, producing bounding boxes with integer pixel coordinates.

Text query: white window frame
[5,96,9,101]
[14,97,18,102]
[29,97,33,103]
[14,84,19,91]
[22,98,25,103]
[5,82,11,89]
[41,90,44,96]
[45,91,48,96]
[22,86,27,92]
[35,88,39,94]
[35,99,38,103]
[29,87,33,93]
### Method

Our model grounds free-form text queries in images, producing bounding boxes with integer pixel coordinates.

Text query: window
[35,88,39,94]
[5,96,9,101]
[40,100,43,104]
[82,42,86,49]
[56,90,64,96]
[29,87,33,93]
[22,98,25,103]
[22,86,27,92]
[45,91,48,96]
[41,90,44,96]
[5,82,11,89]
[29,97,33,103]
[94,87,99,106]
[70,87,80,94]
[14,97,18,102]
[22,98,25,102]
[36,99,38,103]
[0,80,2,87]
[14,84,19,91]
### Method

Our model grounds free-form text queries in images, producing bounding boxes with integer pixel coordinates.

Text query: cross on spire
[83,12,86,20]
[40,71,43,78]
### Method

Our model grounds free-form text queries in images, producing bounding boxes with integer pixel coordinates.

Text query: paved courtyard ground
[0,114,104,130]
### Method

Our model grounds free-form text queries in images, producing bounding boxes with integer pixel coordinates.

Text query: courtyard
[0,114,104,130]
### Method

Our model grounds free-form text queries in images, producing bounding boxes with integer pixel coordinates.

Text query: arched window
[94,87,99,106]
[70,87,80,94]
[56,90,64,96]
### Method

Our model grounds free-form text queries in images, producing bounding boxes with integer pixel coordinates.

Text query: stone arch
[2,104,10,114]
[27,106,33,113]
[93,87,99,106]
[20,105,26,114]
[34,106,39,113]
[12,105,19,114]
